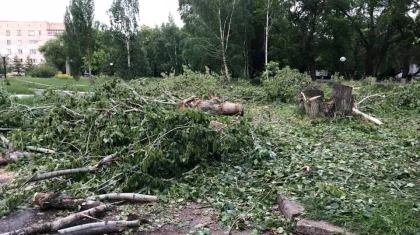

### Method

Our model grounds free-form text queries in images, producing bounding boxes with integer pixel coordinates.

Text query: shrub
[55,74,73,79]
[262,62,311,102]
[28,64,57,78]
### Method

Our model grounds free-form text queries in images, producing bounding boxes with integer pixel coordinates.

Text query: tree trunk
[365,45,377,77]
[126,38,131,68]
[309,57,316,81]
[332,84,354,116]
[265,0,271,79]
[88,57,93,84]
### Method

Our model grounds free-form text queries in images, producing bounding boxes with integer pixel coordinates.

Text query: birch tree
[109,0,139,69]
[179,0,242,82]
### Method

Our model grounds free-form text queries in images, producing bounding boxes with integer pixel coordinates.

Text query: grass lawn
[0,76,107,94]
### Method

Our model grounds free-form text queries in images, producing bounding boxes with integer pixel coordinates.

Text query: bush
[28,64,57,78]
[262,62,311,102]
[55,74,74,79]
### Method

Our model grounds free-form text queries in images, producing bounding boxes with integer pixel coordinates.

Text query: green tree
[179,0,245,82]
[64,0,95,81]
[332,0,414,77]
[109,0,150,79]
[11,56,24,75]
[24,56,35,73]
[38,35,67,72]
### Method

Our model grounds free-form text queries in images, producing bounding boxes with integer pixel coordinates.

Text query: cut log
[33,193,100,210]
[332,84,354,116]
[181,96,244,116]
[57,220,141,235]
[0,204,110,235]
[86,193,158,203]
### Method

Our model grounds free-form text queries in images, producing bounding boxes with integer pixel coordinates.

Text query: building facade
[0,21,65,65]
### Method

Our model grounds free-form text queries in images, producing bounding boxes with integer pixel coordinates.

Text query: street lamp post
[339,56,346,77]
[1,50,9,82]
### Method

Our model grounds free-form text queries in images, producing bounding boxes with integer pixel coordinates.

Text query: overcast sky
[0,0,183,27]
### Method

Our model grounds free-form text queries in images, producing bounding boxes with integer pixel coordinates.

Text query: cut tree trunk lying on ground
[33,193,100,210]
[26,153,118,183]
[299,84,382,125]
[57,220,141,235]
[181,96,244,116]
[0,204,110,235]
[34,193,158,210]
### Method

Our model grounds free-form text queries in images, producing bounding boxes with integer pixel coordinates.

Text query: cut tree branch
[86,193,158,203]
[353,108,383,125]
[26,153,118,183]
[57,220,141,235]
[26,146,56,154]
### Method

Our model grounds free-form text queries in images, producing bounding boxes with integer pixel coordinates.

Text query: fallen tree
[299,84,383,125]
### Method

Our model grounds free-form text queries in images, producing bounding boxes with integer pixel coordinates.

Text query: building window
[20,59,23,63]
[41,59,44,63]
[7,40,11,45]
[7,49,12,55]
[30,49,37,55]
[6,30,10,36]
[29,40,38,44]
[28,30,35,36]
[18,49,23,55]
[17,30,21,36]
[29,59,37,63]
[38,30,42,36]
[18,40,22,46]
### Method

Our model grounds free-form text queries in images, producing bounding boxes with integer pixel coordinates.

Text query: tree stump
[300,87,324,118]
[331,84,354,116]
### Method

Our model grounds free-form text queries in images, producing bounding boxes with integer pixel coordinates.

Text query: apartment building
[0,21,65,65]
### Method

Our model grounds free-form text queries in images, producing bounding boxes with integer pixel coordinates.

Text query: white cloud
[0,0,183,27]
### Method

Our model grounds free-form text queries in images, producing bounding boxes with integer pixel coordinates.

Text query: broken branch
[57,220,141,234]
[26,146,56,154]
[26,153,118,183]
[353,108,383,125]
[86,193,158,203]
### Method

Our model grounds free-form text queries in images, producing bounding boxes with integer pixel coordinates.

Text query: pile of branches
[0,80,253,215]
